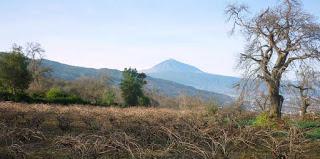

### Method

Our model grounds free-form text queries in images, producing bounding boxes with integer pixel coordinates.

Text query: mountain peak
[145,59,204,73]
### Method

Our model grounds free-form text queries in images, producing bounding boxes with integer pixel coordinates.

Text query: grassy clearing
[0,102,320,159]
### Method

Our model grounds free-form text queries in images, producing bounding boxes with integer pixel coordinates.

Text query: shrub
[253,112,276,128]
[46,87,86,105]
[0,90,13,101]
[11,93,32,103]
[28,92,47,103]
[30,91,45,99]
[100,91,115,106]
[46,88,66,99]
[138,96,151,106]
[238,118,255,126]
[0,91,32,103]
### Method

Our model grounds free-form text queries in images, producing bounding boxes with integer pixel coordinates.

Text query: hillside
[144,59,240,96]
[42,59,233,105]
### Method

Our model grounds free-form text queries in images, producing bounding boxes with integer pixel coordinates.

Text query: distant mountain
[144,59,241,96]
[42,59,233,105]
[146,59,203,74]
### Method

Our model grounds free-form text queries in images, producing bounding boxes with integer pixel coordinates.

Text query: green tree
[0,47,32,95]
[120,68,148,106]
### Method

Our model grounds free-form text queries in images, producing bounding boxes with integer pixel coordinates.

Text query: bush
[100,91,115,106]
[238,118,255,126]
[138,96,151,106]
[0,91,32,102]
[46,88,86,105]
[0,90,13,101]
[29,92,47,103]
[46,88,66,99]
[253,112,275,128]
[11,93,32,102]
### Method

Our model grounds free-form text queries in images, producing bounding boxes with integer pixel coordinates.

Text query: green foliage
[306,128,320,140]
[253,112,276,128]
[0,90,12,101]
[0,51,32,94]
[120,68,147,106]
[0,90,32,102]
[46,87,66,99]
[238,118,256,126]
[29,92,47,103]
[100,91,116,106]
[138,96,151,106]
[295,120,320,129]
[46,87,85,105]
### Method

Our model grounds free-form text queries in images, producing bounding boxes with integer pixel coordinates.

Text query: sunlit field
[0,102,320,159]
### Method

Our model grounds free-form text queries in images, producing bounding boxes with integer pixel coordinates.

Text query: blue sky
[0,0,319,77]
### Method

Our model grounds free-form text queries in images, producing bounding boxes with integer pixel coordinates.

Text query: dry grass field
[0,102,320,159]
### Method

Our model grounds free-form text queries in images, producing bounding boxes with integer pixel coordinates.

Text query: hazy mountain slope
[146,59,204,73]
[42,59,233,105]
[144,59,240,96]
[43,60,122,82]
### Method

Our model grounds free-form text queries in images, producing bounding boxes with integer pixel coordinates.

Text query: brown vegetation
[0,102,320,158]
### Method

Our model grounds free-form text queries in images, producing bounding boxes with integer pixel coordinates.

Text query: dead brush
[6,128,46,144]
[26,112,46,129]
[252,127,309,159]
[80,115,102,131]
[7,143,26,159]
[55,134,88,158]
[0,110,27,127]
[159,125,218,159]
[56,114,72,132]
[109,132,142,158]
[0,122,9,145]
[55,132,142,159]
[157,113,259,159]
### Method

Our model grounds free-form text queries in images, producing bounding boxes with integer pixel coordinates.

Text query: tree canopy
[0,48,32,94]
[120,68,148,106]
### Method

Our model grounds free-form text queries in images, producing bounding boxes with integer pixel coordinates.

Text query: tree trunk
[301,105,307,117]
[267,82,283,119]
[301,97,309,117]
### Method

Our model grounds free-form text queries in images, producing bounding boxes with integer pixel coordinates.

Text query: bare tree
[235,78,269,112]
[67,77,108,104]
[288,65,319,117]
[24,42,51,90]
[226,0,320,118]
[254,91,270,112]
